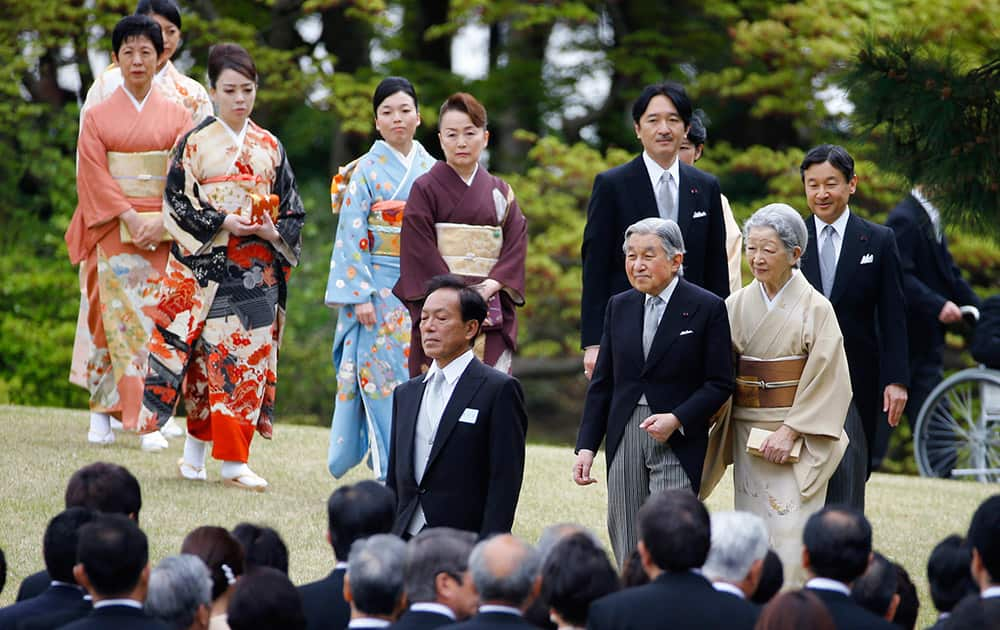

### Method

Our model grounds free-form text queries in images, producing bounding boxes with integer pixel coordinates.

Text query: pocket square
[692,211,707,219]
[680,329,694,336]
[459,408,479,424]
[860,253,874,264]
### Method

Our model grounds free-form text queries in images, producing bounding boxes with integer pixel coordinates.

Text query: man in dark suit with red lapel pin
[580,82,730,380]
[798,144,909,510]
[386,274,527,539]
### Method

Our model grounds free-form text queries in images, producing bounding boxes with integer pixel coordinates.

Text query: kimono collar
[381,140,415,169]
[460,163,479,186]
[154,61,172,82]
[121,84,152,112]
[758,269,798,311]
[219,117,250,148]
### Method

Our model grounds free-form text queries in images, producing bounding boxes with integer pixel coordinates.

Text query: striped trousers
[607,404,691,567]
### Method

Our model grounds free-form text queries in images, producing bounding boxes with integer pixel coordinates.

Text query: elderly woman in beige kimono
[704,203,851,587]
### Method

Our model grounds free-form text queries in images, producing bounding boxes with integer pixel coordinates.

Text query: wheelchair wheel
[913,367,1000,482]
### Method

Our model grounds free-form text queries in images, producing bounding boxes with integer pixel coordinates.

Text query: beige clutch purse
[120,210,172,243]
[746,427,802,463]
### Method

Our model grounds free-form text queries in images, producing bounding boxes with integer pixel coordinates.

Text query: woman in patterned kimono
[140,43,304,491]
[325,77,435,480]
[703,203,851,587]
[394,93,527,376]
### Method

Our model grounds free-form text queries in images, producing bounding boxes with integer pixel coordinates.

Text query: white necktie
[409,371,446,536]
[819,224,837,298]
[643,295,663,359]
[657,172,675,223]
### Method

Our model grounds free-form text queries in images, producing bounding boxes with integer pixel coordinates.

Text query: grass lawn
[1,404,996,627]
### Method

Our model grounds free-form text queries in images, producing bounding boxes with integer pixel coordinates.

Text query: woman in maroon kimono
[394,93,527,376]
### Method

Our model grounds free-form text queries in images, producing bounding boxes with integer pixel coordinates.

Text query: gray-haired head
[743,203,809,267]
[622,217,686,260]
[469,534,541,607]
[404,527,477,604]
[536,523,602,566]
[348,534,407,617]
[145,554,212,630]
[702,511,770,584]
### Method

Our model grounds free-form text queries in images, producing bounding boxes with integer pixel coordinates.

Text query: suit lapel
[622,290,647,368]
[802,217,821,290]
[425,359,486,471]
[829,213,867,305]
[625,156,659,220]
[643,280,698,374]
[912,196,950,276]
[676,162,695,235]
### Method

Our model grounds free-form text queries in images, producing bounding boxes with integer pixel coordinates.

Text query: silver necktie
[657,172,675,223]
[643,296,663,359]
[819,224,837,298]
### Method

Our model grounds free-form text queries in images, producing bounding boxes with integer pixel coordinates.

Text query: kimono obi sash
[367,200,405,257]
[735,355,807,408]
[435,222,503,277]
[107,150,169,199]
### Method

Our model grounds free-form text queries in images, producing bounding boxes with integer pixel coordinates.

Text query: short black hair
[927,535,975,613]
[44,507,97,583]
[686,109,708,147]
[799,144,855,183]
[621,547,649,588]
[231,524,289,575]
[77,514,149,597]
[404,528,477,604]
[65,462,142,521]
[751,549,784,604]
[631,82,693,127]
[135,0,181,30]
[228,567,306,630]
[373,76,418,115]
[327,480,396,561]
[803,506,873,583]
[968,495,1000,584]
[638,490,710,572]
[111,15,164,57]
[850,552,897,617]
[424,274,488,343]
[892,562,919,630]
[540,533,620,626]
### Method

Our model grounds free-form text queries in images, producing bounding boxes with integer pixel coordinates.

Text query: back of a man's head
[927,535,975,613]
[404,528,477,605]
[850,552,897,618]
[803,506,872,583]
[231,523,288,574]
[327,481,395,562]
[228,566,306,630]
[76,513,149,598]
[703,511,769,584]
[347,534,407,617]
[892,562,919,630]
[469,534,540,608]
[65,462,142,520]
[639,490,711,572]
[750,549,784,605]
[44,507,97,583]
[146,554,212,630]
[968,494,1000,587]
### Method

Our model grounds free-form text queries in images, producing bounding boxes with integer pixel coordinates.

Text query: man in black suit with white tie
[580,81,729,379]
[391,528,479,629]
[798,145,909,510]
[386,274,527,538]
[574,218,733,566]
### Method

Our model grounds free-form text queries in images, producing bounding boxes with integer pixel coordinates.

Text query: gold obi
[367,200,405,257]
[734,355,807,409]
[435,222,502,277]
[107,151,169,198]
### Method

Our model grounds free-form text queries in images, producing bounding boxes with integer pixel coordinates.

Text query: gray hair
[622,217,686,259]
[742,203,809,266]
[145,554,212,630]
[702,511,770,584]
[469,535,541,607]
[404,527,477,604]
[348,534,407,616]
[536,523,602,566]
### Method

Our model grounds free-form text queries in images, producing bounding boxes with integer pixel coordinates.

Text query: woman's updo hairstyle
[372,76,418,115]
[181,526,245,601]
[135,0,182,30]
[438,92,487,129]
[207,43,257,88]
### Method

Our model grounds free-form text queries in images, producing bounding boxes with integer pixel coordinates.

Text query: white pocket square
[692,211,707,219]
[860,253,874,264]
[680,329,694,336]
[459,408,479,424]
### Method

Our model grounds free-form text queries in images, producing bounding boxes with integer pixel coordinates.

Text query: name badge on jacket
[459,408,479,424]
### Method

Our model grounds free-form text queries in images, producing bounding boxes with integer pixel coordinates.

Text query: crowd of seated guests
[1,461,998,630]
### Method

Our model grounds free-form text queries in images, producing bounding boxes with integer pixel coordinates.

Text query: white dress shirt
[712,582,746,599]
[814,207,851,267]
[410,602,457,619]
[805,577,851,596]
[642,151,680,218]
[983,585,1000,599]
[638,275,680,406]
[479,605,523,616]
[347,619,391,628]
[94,598,144,609]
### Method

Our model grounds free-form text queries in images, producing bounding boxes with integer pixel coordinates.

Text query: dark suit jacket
[0,583,90,629]
[387,357,527,538]
[299,567,349,630]
[801,212,909,453]
[580,156,729,347]
[886,194,979,359]
[14,571,49,603]
[440,611,537,630]
[807,587,897,630]
[587,571,756,630]
[58,604,168,630]
[575,280,734,492]
[389,609,455,630]
[972,295,1000,368]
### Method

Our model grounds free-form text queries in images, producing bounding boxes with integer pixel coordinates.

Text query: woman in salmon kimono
[140,43,305,492]
[394,93,527,376]
[325,77,435,481]
[703,203,851,587]
[65,15,192,450]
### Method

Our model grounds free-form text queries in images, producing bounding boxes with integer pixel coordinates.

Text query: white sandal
[177,458,207,481]
[222,470,268,492]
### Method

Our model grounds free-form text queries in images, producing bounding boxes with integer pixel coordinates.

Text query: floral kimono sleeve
[163,124,228,255]
[325,166,376,306]
[271,141,305,267]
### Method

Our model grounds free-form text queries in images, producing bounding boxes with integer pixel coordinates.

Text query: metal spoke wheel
[914,367,1000,483]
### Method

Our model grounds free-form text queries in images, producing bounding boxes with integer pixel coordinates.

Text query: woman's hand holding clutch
[760,424,801,464]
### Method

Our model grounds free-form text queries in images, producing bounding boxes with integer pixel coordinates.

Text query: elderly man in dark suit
[391,528,479,629]
[386,275,527,538]
[587,491,757,630]
[574,217,733,565]
[798,144,909,509]
[580,81,729,379]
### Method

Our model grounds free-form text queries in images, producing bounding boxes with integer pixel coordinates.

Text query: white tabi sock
[221,461,252,480]
[89,412,111,436]
[183,435,208,469]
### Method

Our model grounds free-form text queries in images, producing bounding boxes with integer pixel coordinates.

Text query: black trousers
[825,402,867,511]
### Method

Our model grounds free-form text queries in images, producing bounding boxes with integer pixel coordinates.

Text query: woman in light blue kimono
[326,77,435,480]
